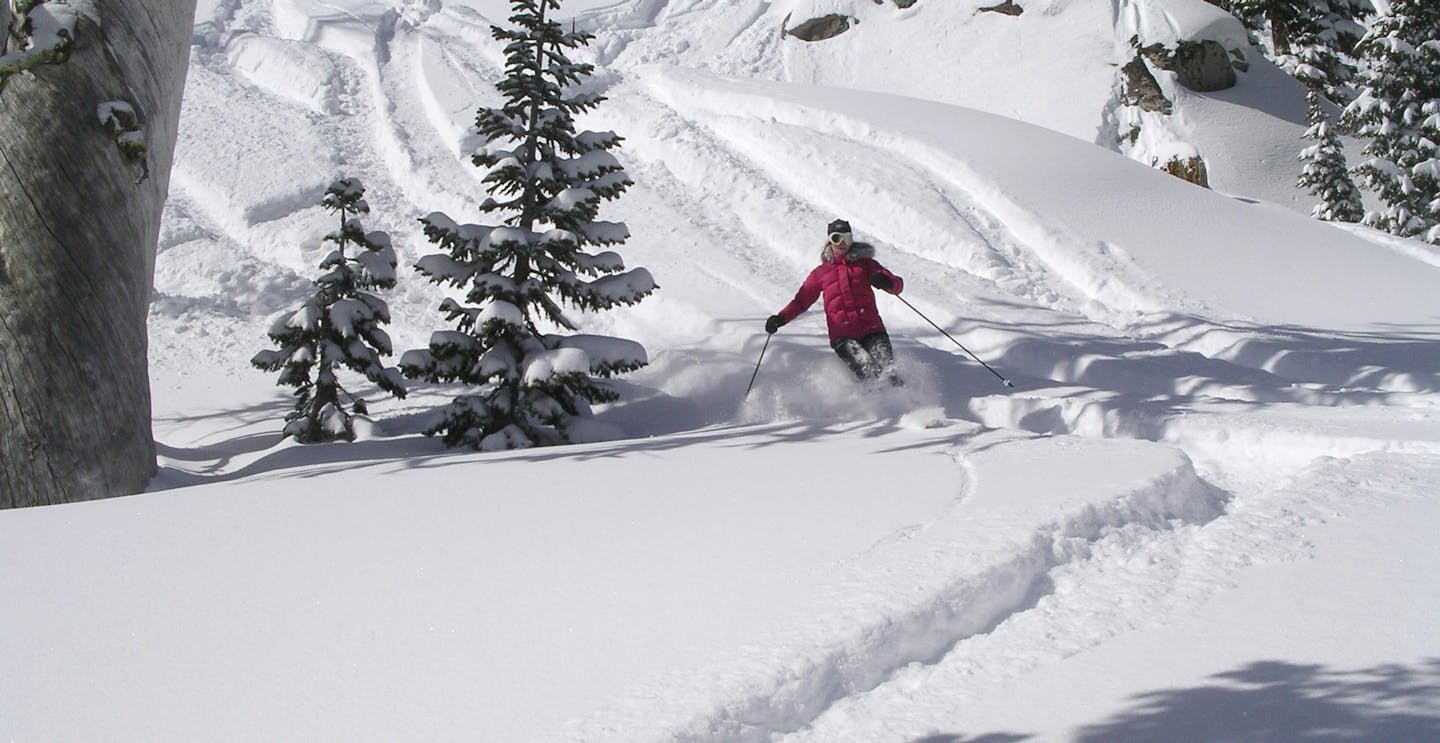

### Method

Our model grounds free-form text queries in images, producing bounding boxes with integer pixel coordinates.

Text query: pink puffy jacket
[777,242,903,344]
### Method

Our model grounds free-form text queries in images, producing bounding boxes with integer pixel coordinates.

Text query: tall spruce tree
[1342,0,1440,244]
[253,179,407,443]
[401,0,655,451]
[1298,90,1365,222]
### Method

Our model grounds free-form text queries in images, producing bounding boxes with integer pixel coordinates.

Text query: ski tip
[1003,379,1015,388]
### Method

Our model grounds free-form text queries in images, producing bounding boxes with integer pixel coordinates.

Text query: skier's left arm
[867,262,903,294]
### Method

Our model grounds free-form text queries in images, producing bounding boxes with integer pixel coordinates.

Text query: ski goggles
[828,231,853,245]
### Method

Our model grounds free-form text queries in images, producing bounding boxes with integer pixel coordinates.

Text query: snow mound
[272,0,393,45]
[171,63,336,232]
[642,66,1440,331]
[1120,0,1251,49]
[226,33,340,113]
[566,434,1222,740]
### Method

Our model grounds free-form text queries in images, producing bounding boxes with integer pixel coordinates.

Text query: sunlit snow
[3,0,1439,741]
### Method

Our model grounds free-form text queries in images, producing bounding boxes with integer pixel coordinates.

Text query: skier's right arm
[776,269,823,326]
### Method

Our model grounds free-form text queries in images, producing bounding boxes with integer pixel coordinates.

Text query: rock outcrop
[979,0,1024,15]
[1154,155,1210,188]
[1171,40,1236,92]
[786,14,854,42]
[1131,37,1239,93]
[1120,55,1173,115]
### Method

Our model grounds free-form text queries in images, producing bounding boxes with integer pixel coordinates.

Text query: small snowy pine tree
[1342,0,1440,244]
[252,179,407,442]
[1298,89,1365,222]
[401,0,655,451]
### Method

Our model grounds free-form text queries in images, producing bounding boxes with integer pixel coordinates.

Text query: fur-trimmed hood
[821,240,876,264]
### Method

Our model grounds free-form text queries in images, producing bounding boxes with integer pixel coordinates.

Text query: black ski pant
[833,331,901,385]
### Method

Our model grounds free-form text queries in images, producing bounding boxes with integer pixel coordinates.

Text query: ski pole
[744,332,773,398]
[893,294,1014,388]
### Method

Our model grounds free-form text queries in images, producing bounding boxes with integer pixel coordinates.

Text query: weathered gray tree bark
[0,1,195,508]
[1,5,11,57]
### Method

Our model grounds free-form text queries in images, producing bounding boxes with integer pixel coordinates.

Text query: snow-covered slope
[4,0,1440,741]
[579,0,1317,211]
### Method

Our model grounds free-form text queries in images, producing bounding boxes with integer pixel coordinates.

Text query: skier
[766,219,905,385]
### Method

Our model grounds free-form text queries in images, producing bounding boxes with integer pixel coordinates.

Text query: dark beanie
[827,219,851,234]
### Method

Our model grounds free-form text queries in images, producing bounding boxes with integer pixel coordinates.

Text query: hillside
[3,1,1438,741]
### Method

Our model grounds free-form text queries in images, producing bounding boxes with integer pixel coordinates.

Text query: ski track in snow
[781,450,1440,741]
[561,435,1227,742]
[136,2,1440,740]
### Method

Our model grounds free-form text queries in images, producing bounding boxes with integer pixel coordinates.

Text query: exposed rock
[1154,155,1210,188]
[1128,36,1241,93]
[979,0,1023,15]
[787,14,854,42]
[1120,55,1172,115]
[1171,39,1236,92]
[1229,47,1249,72]
[1135,39,1170,69]
[893,0,920,8]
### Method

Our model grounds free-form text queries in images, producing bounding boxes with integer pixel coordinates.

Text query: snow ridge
[571,437,1223,741]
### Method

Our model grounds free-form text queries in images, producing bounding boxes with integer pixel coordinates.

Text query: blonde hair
[820,240,853,263]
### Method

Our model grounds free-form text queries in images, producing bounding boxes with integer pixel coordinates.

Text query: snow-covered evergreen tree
[1342,0,1440,244]
[253,179,407,443]
[1299,89,1365,222]
[1230,0,1369,103]
[1229,0,1305,58]
[401,0,655,451]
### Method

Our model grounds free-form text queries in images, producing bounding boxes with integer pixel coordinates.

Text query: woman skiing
[766,219,905,385]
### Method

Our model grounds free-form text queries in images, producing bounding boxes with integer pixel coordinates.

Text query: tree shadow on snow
[1121,314,1440,394]
[915,658,1440,743]
[896,300,1440,404]
[895,307,1440,437]
[150,304,1440,489]
[1070,658,1440,742]
[149,435,455,490]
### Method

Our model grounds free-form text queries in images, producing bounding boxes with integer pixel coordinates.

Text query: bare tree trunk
[1,4,11,57]
[1265,6,1290,55]
[0,1,195,508]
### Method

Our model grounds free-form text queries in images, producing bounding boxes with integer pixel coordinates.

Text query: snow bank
[779,0,1120,142]
[412,32,493,154]
[566,434,1222,740]
[1119,0,1251,50]
[171,63,336,232]
[0,419,1225,743]
[641,66,1440,331]
[968,385,1440,489]
[786,452,1440,742]
[0,422,966,742]
[226,33,339,113]
[271,0,393,45]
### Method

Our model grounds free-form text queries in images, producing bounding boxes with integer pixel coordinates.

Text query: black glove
[765,314,785,334]
[869,273,893,291]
